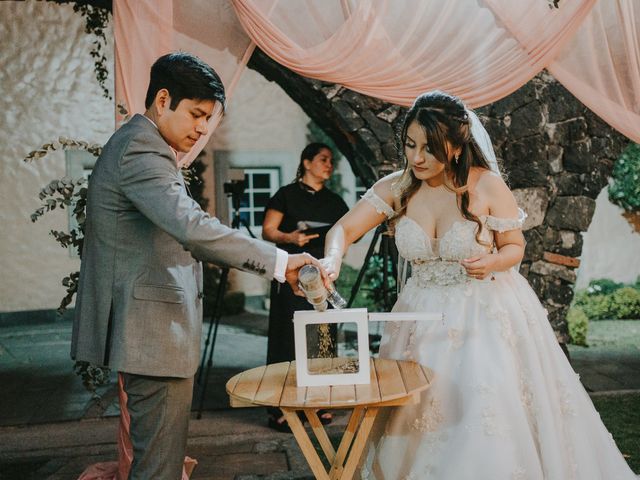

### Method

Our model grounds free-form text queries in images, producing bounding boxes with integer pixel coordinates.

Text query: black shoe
[318,409,333,425]
[267,415,292,433]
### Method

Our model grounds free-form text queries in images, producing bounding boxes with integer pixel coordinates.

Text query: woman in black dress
[262,142,349,431]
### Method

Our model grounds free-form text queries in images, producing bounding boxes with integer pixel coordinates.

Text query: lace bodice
[363,187,526,286]
[395,215,491,262]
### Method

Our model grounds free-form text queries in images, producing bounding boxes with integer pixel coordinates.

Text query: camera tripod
[346,221,398,312]
[195,181,255,419]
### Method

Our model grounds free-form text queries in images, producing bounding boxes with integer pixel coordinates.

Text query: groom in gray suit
[71,52,323,479]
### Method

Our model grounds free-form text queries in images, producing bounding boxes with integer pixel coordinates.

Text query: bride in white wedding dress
[321,91,636,479]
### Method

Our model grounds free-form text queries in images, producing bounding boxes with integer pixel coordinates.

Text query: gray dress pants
[122,372,194,480]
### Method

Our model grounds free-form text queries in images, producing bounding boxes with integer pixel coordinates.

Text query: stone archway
[249,48,629,341]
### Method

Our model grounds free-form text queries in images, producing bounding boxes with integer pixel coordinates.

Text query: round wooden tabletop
[226,357,433,409]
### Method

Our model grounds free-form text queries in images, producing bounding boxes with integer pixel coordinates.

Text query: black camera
[223,179,246,197]
[223,169,246,211]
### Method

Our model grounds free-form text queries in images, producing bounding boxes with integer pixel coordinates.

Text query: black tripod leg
[197,266,228,385]
[238,218,256,239]
[347,224,382,308]
[196,267,229,419]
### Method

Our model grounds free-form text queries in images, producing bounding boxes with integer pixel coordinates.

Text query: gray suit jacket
[71,114,277,378]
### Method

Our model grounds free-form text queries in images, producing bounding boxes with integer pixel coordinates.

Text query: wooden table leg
[329,407,365,480]
[305,409,336,464]
[281,408,330,480]
[338,407,379,480]
[283,406,380,480]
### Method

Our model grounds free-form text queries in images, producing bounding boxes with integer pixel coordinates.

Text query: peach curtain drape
[232,0,596,107]
[113,0,255,167]
[549,0,640,143]
[232,0,640,143]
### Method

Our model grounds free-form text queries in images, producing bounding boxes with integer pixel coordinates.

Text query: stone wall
[249,49,629,342]
[482,74,628,339]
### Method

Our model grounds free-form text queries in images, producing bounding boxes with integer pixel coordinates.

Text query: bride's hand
[320,256,342,281]
[461,253,497,280]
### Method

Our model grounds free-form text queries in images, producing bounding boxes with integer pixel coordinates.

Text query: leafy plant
[50,0,112,99]
[335,253,397,312]
[611,287,640,319]
[609,143,640,212]
[361,254,397,311]
[335,264,377,312]
[26,139,101,313]
[586,278,625,296]
[573,278,640,321]
[567,306,588,346]
[74,360,111,399]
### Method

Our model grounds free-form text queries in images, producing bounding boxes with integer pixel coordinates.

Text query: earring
[454,152,460,164]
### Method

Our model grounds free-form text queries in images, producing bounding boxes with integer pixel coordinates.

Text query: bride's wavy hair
[393,90,491,243]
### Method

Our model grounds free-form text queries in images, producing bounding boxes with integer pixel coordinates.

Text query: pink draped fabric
[232,0,595,108]
[113,0,173,126]
[77,374,197,480]
[232,0,639,143]
[113,0,640,156]
[114,0,255,166]
[549,0,640,143]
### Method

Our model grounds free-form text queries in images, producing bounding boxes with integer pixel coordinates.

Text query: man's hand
[285,253,329,296]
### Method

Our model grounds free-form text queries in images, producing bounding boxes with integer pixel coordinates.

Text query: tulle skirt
[360,270,636,479]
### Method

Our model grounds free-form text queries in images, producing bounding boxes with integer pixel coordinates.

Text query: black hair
[294,142,333,182]
[144,52,226,110]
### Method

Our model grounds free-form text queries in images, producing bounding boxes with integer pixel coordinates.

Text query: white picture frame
[294,308,370,387]
[293,308,442,387]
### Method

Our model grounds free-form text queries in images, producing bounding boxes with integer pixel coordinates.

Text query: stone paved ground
[0,314,638,479]
[0,312,344,479]
[0,408,351,480]
[568,320,640,392]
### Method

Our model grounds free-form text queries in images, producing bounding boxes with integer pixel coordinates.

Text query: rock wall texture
[249,49,629,341]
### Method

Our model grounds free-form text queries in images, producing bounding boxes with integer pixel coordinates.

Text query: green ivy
[573,278,640,321]
[335,254,397,313]
[609,143,640,212]
[49,1,112,99]
[586,278,625,296]
[74,360,111,399]
[567,306,588,346]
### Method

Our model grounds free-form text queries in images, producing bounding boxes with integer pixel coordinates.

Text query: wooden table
[226,358,432,480]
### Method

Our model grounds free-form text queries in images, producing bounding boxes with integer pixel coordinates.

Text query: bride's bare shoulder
[372,170,404,195]
[469,167,505,194]
[470,168,519,217]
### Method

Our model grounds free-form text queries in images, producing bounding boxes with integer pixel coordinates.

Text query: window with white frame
[354,176,367,203]
[230,168,280,229]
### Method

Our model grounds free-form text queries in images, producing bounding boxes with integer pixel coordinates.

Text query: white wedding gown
[359,188,636,480]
